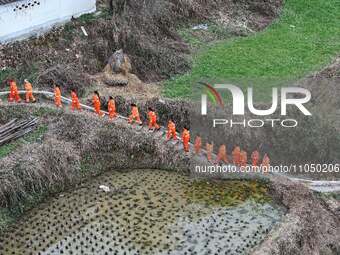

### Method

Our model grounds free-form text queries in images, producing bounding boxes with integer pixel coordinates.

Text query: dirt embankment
[299,56,340,131]
[0,104,339,255]
[0,0,282,94]
[253,176,340,255]
[0,104,190,208]
[104,96,340,172]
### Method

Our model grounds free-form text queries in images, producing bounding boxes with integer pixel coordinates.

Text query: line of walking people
[5,79,271,170]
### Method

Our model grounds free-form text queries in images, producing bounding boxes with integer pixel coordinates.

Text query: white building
[0,0,96,43]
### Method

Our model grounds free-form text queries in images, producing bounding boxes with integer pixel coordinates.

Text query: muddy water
[0,169,284,255]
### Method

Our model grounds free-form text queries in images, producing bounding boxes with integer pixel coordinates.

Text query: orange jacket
[240,150,248,166]
[108,99,116,112]
[93,95,100,107]
[232,146,241,164]
[55,87,61,97]
[24,82,33,92]
[131,106,139,117]
[251,151,260,165]
[206,143,213,160]
[194,136,202,148]
[148,111,157,122]
[262,154,270,166]
[71,91,79,103]
[168,121,176,131]
[182,129,190,142]
[10,81,18,93]
[218,145,227,157]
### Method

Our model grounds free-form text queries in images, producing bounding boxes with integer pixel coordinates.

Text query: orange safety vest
[108,99,116,112]
[194,136,202,147]
[182,129,190,141]
[131,106,139,117]
[71,91,79,103]
[55,87,61,97]
[24,82,33,92]
[251,151,260,165]
[93,95,100,106]
[168,121,176,131]
[10,81,18,93]
[148,111,157,122]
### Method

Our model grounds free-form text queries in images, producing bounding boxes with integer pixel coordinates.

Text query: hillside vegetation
[164,0,340,99]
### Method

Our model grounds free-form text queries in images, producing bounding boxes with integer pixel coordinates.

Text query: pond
[0,169,284,255]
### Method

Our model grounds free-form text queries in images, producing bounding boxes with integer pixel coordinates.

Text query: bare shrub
[0,138,79,207]
[0,0,282,86]
[36,64,92,96]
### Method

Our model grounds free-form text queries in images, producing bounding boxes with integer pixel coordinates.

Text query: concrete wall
[0,0,96,43]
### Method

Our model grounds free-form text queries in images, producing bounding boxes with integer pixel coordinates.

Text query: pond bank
[0,169,284,255]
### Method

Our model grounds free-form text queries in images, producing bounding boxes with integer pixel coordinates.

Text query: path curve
[1,90,339,193]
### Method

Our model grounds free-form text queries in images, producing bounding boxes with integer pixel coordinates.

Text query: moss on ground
[185,180,271,207]
[0,192,46,235]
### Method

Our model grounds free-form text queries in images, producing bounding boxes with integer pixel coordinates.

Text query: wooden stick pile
[0,118,39,146]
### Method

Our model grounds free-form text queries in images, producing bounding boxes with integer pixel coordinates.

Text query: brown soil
[106,96,340,173]
[0,0,282,95]
[298,56,340,131]
[253,176,340,255]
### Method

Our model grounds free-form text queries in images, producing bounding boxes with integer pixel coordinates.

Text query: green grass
[164,0,340,100]
[0,65,39,89]
[0,208,14,233]
[0,192,46,234]
[63,9,112,40]
[185,180,271,207]
[0,125,48,159]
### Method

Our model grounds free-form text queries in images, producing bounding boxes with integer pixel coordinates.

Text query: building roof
[0,0,20,6]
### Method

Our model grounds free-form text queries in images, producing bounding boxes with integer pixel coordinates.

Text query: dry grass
[0,138,80,207]
[0,0,282,97]
[0,104,188,208]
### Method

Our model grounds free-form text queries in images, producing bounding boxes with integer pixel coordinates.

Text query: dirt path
[1,90,339,194]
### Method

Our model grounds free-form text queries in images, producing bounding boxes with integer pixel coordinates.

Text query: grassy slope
[0,125,47,233]
[0,125,48,159]
[164,0,340,99]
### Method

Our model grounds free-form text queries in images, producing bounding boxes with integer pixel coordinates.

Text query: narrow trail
[1,90,339,193]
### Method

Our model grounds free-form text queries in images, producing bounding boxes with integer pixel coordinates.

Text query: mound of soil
[298,56,340,131]
[254,176,340,255]
[0,0,282,94]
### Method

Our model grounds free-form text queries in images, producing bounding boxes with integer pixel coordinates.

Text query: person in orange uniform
[166,119,177,140]
[108,96,117,119]
[128,103,142,125]
[54,84,62,108]
[182,127,190,152]
[24,79,36,103]
[251,150,260,167]
[206,142,213,162]
[261,154,270,174]
[194,135,202,154]
[92,91,103,117]
[240,150,248,167]
[232,146,241,166]
[216,144,228,164]
[71,89,81,111]
[148,107,160,131]
[8,80,21,103]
